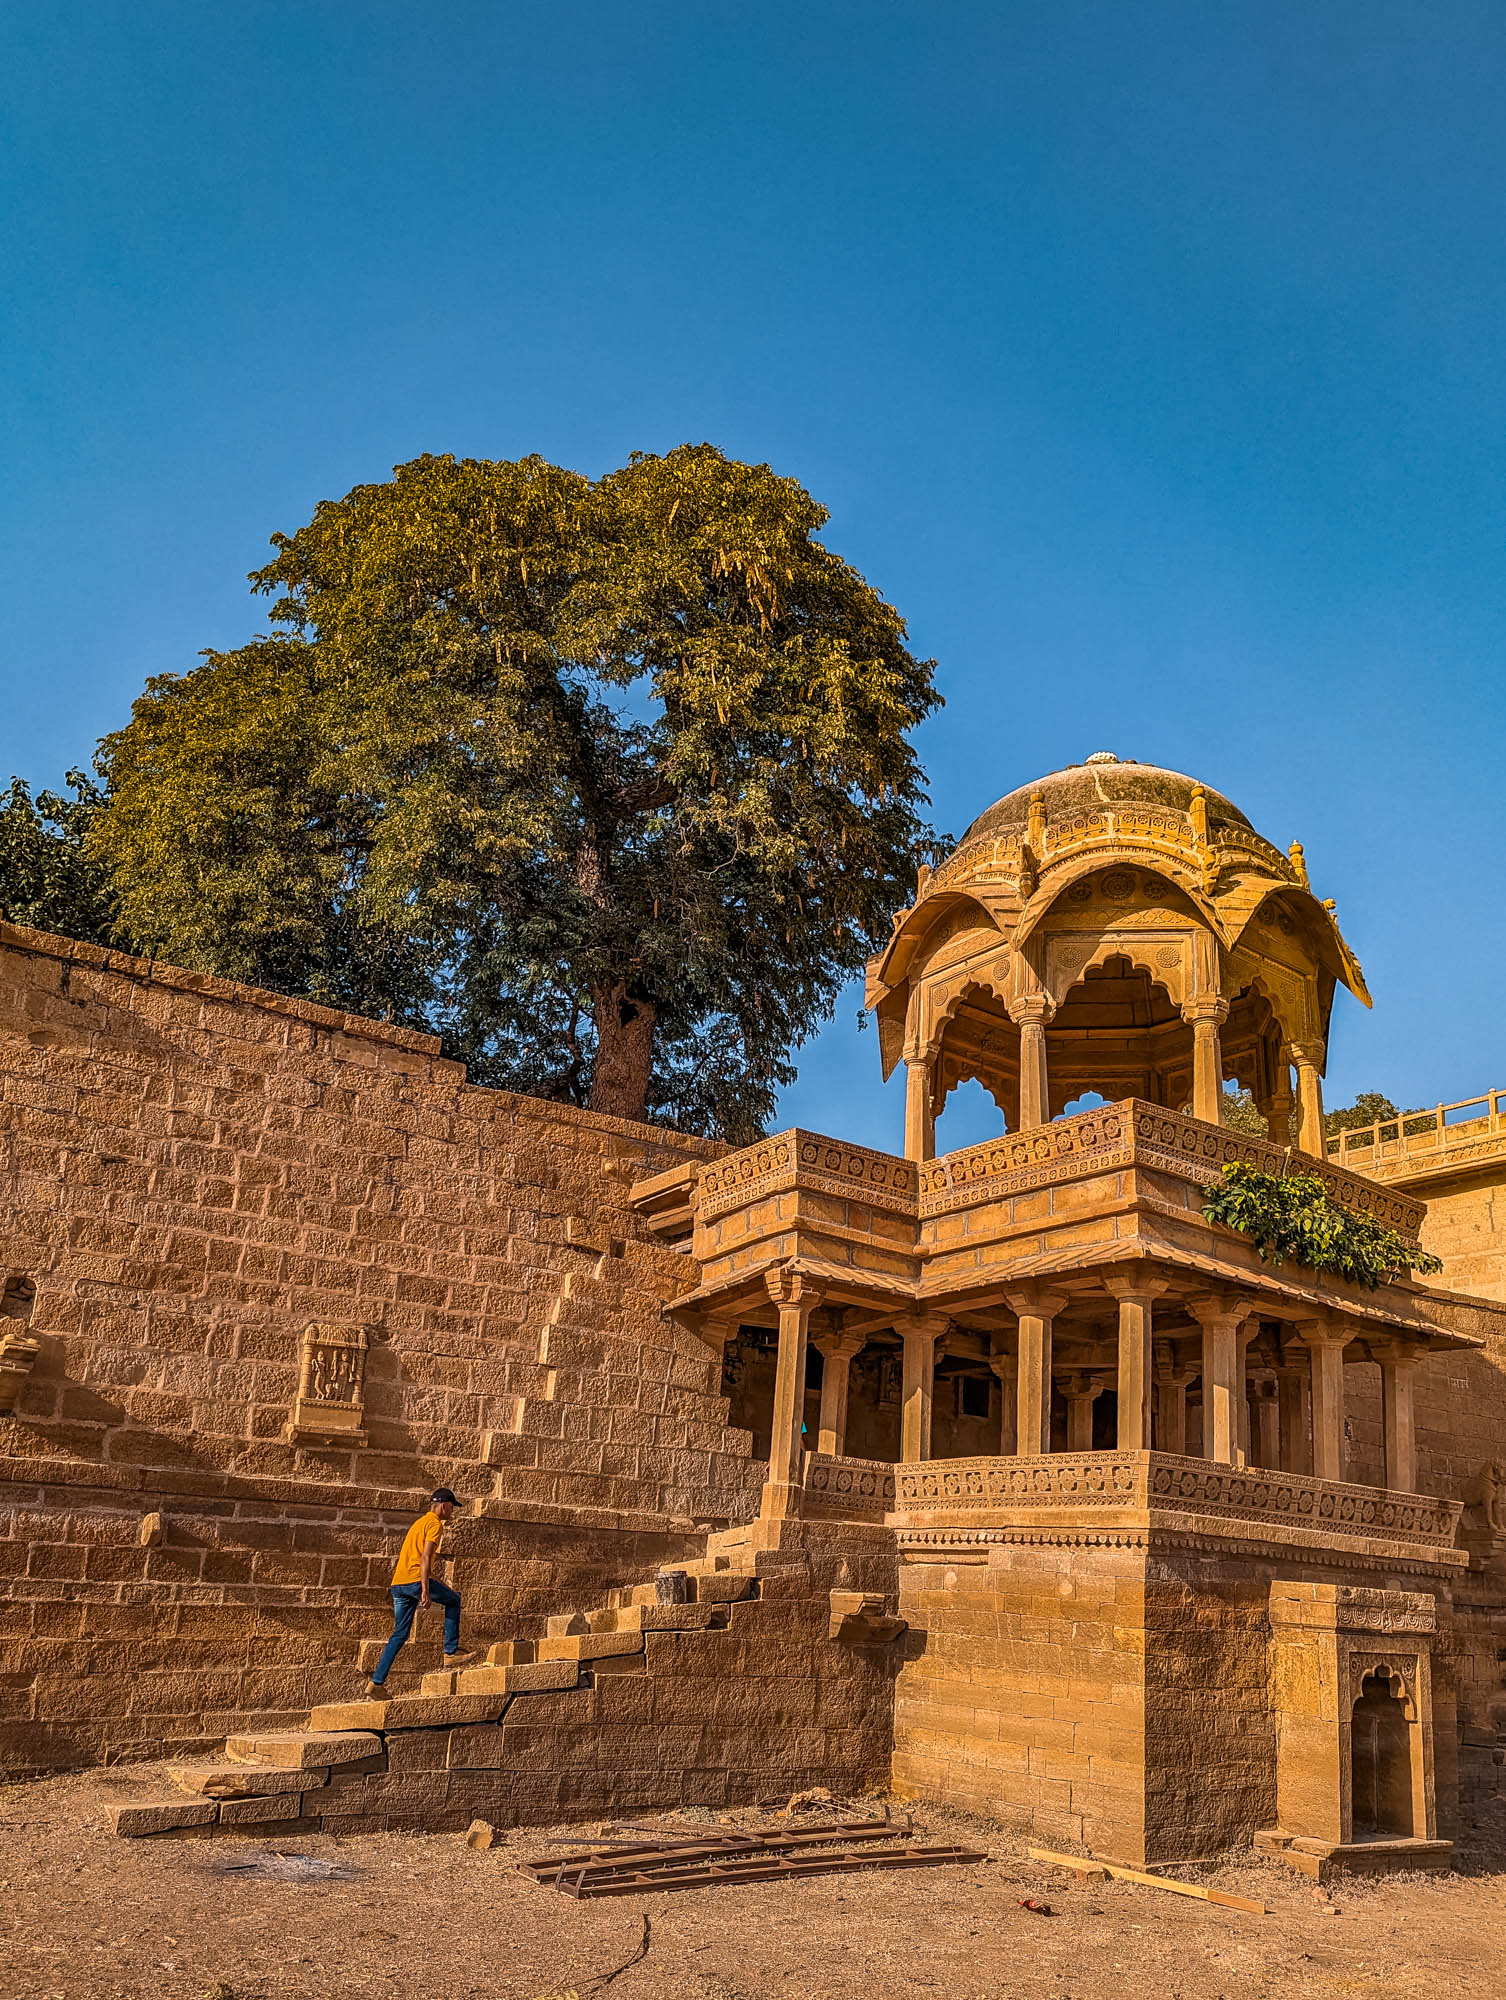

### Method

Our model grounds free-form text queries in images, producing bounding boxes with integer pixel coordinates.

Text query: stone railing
[696,1129,919,1224]
[891,1450,1463,1553]
[1328,1090,1506,1183]
[917,1099,1425,1240]
[801,1451,897,1522]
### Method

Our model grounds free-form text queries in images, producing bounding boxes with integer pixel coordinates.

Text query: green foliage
[1202,1160,1442,1290]
[1325,1091,1402,1136]
[1220,1084,1268,1136]
[91,446,941,1139]
[0,770,117,946]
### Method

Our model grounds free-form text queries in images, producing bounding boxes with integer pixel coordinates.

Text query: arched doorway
[1350,1671,1414,1838]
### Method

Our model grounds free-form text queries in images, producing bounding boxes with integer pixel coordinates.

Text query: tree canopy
[90,447,941,1139]
[0,771,116,946]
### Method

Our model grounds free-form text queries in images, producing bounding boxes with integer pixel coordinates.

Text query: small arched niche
[1044,955,1194,1115]
[1350,1670,1414,1839]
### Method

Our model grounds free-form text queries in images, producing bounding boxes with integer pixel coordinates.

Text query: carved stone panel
[286,1322,369,1446]
[0,1272,39,1416]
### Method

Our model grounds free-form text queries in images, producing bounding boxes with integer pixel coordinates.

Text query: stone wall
[0,922,764,1772]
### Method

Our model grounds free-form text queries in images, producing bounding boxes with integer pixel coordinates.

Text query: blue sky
[4,3,1504,1152]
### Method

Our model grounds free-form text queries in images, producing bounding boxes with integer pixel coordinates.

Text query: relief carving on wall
[286,1321,370,1446]
[0,1273,40,1417]
[1461,1460,1506,1565]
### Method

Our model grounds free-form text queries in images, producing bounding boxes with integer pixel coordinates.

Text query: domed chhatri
[866,755,1369,1162]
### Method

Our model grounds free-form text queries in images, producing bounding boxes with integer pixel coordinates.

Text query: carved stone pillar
[1277,1363,1312,1474]
[1189,1297,1254,1466]
[813,1328,865,1458]
[1263,1071,1296,1148]
[904,1050,936,1163]
[760,1269,825,1521]
[1182,997,1230,1125]
[897,1314,950,1464]
[1287,1039,1327,1157]
[1251,1376,1280,1469]
[1378,1346,1420,1493]
[1007,1289,1068,1455]
[988,1338,1017,1455]
[1108,1275,1167,1452]
[1154,1361,1196,1455]
[1299,1319,1350,1483]
[1060,1372,1107,1453]
[1008,995,1055,1132]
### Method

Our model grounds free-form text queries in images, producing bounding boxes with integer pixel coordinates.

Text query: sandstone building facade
[3,754,1506,1875]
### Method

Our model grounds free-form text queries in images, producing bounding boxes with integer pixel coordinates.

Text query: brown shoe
[360,1678,387,1698]
[442,1650,478,1668]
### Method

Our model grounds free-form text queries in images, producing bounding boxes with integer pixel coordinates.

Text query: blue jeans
[372,1579,462,1685]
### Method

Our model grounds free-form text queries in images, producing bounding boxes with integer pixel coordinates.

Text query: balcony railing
[1327,1090,1506,1178]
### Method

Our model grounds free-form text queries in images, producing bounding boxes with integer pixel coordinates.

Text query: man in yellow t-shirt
[366,1488,475,1691]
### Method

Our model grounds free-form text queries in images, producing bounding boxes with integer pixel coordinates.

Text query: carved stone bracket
[0,1331,40,1417]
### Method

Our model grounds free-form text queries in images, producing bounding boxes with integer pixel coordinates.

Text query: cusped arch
[1012,850,1230,957]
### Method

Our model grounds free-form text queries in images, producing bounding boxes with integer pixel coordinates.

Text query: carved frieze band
[697,1131,919,1222]
[892,1451,1461,1549]
[804,1452,898,1505]
[916,1101,1424,1238]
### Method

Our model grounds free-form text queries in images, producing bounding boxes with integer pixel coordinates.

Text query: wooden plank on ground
[521,1819,897,1881]
[552,1843,987,1897]
[1027,1846,1264,1915]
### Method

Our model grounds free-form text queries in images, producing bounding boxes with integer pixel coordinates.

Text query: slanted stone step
[309,1698,393,1731]
[168,1763,330,1799]
[610,1603,722,1634]
[111,1797,220,1838]
[379,1690,512,1728]
[426,1660,579,1696]
[224,1729,381,1770]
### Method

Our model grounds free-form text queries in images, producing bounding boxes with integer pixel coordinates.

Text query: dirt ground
[1,1767,1504,2000]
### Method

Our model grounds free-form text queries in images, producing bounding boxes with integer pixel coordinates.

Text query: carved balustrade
[890,1450,1464,1565]
[801,1451,897,1523]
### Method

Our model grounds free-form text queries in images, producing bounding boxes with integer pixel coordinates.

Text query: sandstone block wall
[0,922,763,1771]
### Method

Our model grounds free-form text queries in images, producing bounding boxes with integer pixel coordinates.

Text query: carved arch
[1012,851,1230,955]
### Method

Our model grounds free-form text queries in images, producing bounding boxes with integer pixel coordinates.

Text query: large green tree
[93,447,940,1138]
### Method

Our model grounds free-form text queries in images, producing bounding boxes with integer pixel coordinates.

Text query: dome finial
[1084,750,1120,765]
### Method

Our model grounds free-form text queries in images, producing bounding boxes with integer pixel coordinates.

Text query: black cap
[431,1487,459,1506]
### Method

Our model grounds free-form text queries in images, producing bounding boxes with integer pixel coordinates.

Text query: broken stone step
[224,1730,381,1770]
[545,1611,589,1638]
[308,1699,391,1731]
[537,1630,645,1663]
[112,1797,220,1838]
[609,1603,722,1633]
[168,1763,330,1799]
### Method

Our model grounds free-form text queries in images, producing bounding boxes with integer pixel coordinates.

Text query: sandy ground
[1,1766,1504,2000]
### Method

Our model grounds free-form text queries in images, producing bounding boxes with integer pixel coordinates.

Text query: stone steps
[112,1540,773,1840]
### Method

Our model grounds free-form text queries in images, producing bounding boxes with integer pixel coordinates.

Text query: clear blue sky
[4,3,1504,1153]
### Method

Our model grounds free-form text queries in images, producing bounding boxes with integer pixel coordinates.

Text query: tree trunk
[589,981,657,1123]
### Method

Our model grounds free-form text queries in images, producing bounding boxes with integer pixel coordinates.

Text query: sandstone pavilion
[7,753,1504,1879]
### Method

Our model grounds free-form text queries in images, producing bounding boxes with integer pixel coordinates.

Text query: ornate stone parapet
[695,1130,919,1224]
[801,1451,897,1523]
[916,1099,1425,1241]
[890,1450,1465,1568]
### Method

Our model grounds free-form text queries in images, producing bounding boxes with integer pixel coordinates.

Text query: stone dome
[960,755,1254,849]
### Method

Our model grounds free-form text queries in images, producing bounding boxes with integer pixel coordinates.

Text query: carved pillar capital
[1180,996,1230,1028]
[764,1265,826,1311]
[1007,992,1056,1029]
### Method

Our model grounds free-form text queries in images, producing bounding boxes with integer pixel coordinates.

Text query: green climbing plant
[1201,1161,1442,1291]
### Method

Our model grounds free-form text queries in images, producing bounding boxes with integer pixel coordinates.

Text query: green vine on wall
[1201,1161,1442,1291]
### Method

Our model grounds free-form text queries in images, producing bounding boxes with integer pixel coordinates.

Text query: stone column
[1181,997,1230,1125]
[812,1328,865,1458]
[1007,1289,1069,1455]
[1060,1373,1106,1453]
[897,1314,950,1464]
[759,1269,825,1522]
[1108,1276,1167,1452]
[1262,1070,1296,1148]
[1378,1346,1420,1493]
[988,1339,1017,1455]
[1189,1297,1254,1466]
[1008,995,1055,1131]
[1299,1319,1349,1482]
[904,1051,936,1164]
[1287,1039,1327,1157]
[1277,1363,1312,1474]
[1154,1362,1195,1455]
[1251,1377,1280,1469]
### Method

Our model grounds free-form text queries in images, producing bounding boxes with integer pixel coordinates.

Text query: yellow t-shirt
[392,1510,445,1587]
